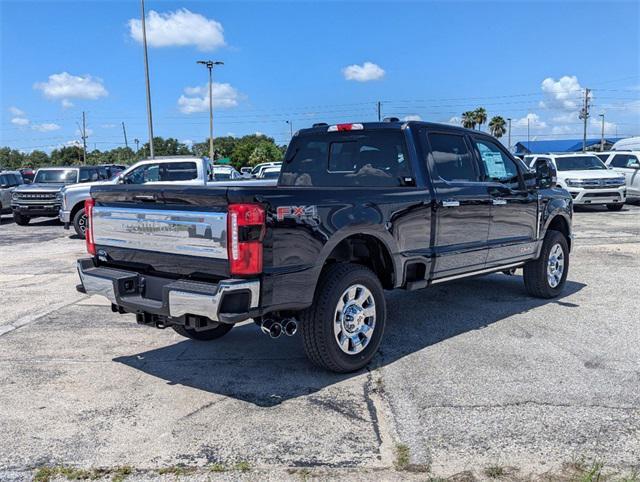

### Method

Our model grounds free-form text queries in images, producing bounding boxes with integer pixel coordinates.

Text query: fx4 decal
[276,205,318,221]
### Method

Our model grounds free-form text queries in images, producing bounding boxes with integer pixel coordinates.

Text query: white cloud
[447,116,461,125]
[551,112,578,123]
[181,139,194,146]
[513,113,547,129]
[255,132,265,137]
[9,106,25,116]
[11,117,29,126]
[128,9,225,51]
[177,82,240,113]
[32,123,61,132]
[342,62,385,82]
[61,99,74,109]
[34,72,108,106]
[540,75,587,111]
[403,114,422,121]
[64,140,82,147]
[551,125,573,135]
[590,117,617,135]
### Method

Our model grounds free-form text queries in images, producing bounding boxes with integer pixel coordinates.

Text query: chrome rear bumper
[76,258,259,323]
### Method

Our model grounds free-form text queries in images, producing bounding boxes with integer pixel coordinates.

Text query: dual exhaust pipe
[260,318,298,338]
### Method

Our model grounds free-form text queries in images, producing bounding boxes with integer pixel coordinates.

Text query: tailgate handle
[133,194,157,202]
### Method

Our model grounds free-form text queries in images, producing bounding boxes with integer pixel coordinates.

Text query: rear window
[162,162,197,181]
[279,130,413,187]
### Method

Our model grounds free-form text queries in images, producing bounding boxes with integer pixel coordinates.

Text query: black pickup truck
[76,120,572,373]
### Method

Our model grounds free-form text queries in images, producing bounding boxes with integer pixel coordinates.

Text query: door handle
[441,200,460,207]
[492,199,507,206]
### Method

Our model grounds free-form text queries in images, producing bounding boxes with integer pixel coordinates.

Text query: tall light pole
[141,0,154,158]
[527,116,531,151]
[579,88,591,152]
[599,113,605,152]
[507,117,512,152]
[197,60,224,162]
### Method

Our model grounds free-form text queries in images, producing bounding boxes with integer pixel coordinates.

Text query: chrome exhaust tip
[283,319,298,336]
[260,319,282,339]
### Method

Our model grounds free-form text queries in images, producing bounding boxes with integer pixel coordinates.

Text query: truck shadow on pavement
[114,274,585,407]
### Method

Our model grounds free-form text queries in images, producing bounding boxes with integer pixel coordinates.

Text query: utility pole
[141,0,154,158]
[599,113,605,152]
[121,122,129,148]
[376,101,382,122]
[286,120,293,140]
[507,118,512,152]
[134,138,140,155]
[81,111,88,163]
[197,60,224,162]
[579,87,591,152]
[527,116,530,150]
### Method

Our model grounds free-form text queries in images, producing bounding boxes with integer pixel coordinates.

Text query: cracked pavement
[0,205,638,480]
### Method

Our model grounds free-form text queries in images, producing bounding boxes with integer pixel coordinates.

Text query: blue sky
[1,0,639,153]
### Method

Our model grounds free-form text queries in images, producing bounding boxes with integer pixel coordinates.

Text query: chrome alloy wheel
[334,284,376,355]
[547,243,565,288]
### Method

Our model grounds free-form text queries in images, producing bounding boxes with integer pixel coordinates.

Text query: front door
[470,136,538,265]
[424,131,491,279]
[609,153,640,198]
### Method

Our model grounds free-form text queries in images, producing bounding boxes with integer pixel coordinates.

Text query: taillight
[227,203,265,276]
[327,123,364,132]
[85,198,96,255]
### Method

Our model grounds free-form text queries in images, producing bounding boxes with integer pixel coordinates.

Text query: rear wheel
[300,263,386,373]
[73,208,87,238]
[523,229,569,298]
[13,213,30,225]
[606,203,624,211]
[172,323,233,341]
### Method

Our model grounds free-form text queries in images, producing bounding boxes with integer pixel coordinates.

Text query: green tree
[231,134,278,168]
[461,111,477,129]
[474,107,487,131]
[50,145,83,165]
[25,150,49,168]
[0,147,26,170]
[488,116,507,138]
[249,141,282,166]
[141,137,192,157]
[193,136,238,160]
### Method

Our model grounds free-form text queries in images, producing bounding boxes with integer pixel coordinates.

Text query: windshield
[555,156,607,171]
[34,169,78,184]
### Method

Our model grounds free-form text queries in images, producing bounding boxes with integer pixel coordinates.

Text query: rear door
[423,130,491,278]
[470,136,538,264]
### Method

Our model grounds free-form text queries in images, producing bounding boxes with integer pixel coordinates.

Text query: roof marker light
[327,123,364,132]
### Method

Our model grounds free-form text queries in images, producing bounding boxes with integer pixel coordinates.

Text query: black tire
[13,213,30,225]
[300,263,386,373]
[606,203,624,211]
[523,229,569,299]
[73,208,87,238]
[172,323,233,341]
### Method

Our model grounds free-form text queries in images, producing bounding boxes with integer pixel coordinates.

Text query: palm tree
[474,107,487,131]
[461,111,476,129]
[488,116,507,138]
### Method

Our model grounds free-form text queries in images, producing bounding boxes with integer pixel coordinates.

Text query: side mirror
[534,158,557,189]
[629,162,640,169]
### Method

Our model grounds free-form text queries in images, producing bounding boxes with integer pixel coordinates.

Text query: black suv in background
[11,166,104,225]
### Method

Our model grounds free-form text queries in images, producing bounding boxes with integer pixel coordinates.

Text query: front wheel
[172,323,233,341]
[606,203,624,211]
[73,208,87,238]
[300,263,386,373]
[523,229,569,298]
[13,213,30,225]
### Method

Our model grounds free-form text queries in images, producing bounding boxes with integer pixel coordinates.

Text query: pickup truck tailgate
[90,185,231,278]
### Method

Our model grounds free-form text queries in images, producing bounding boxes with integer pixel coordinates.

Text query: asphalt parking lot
[0,205,638,481]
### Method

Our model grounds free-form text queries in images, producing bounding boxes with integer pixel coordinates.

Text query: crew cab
[596,151,640,201]
[60,156,211,238]
[525,153,626,210]
[11,166,103,225]
[76,121,573,373]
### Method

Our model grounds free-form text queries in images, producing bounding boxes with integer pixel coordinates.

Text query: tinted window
[611,154,639,168]
[473,138,520,188]
[428,133,478,182]
[97,166,109,179]
[79,168,99,182]
[555,156,607,171]
[0,174,9,187]
[34,169,78,184]
[595,154,609,163]
[280,130,413,187]
[161,162,197,181]
[123,164,160,184]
